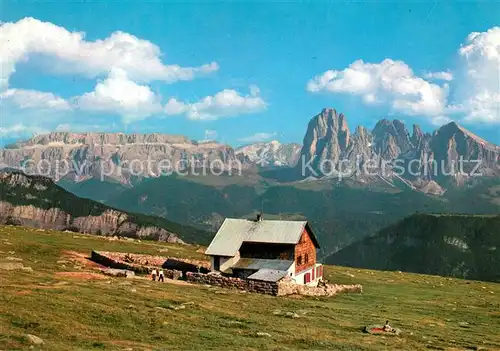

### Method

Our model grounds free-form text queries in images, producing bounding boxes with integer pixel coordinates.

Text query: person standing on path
[158,269,165,282]
[151,268,157,281]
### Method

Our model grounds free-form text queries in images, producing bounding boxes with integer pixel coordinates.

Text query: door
[213,256,220,271]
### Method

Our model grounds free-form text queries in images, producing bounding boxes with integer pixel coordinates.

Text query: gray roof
[231,258,293,271]
[205,218,308,256]
[247,269,289,282]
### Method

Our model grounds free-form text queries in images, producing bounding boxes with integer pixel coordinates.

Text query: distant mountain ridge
[235,140,301,168]
[1,108,499,194]
[0,171,210,244]
[326,213,500,282]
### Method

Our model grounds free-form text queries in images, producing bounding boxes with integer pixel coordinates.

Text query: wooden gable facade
[294,226,318,273]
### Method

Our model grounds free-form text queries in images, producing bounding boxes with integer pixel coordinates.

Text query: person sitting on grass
[383,320,393,332]
[151,268,157,281]
[158,269,165,282]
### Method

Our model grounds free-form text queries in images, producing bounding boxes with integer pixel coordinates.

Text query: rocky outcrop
[0,202,183,243]
[0,172,185,243]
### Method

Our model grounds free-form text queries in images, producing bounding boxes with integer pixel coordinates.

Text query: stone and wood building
[205,215,323,286]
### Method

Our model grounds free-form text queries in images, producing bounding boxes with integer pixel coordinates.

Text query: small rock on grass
[0,262,32,271]
[26,334,44,345]
[256,332,272,337]
[272,310,300,318]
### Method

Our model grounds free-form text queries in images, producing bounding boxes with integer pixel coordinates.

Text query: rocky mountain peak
[300,108,351,171]
[372,119,413,160]
[411,124,424,146]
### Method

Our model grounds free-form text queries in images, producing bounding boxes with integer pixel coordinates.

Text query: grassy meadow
[0,225,499,350]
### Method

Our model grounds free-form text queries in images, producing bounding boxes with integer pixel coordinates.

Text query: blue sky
[1,1,499,147]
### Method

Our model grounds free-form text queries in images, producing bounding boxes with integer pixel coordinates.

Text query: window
[305,253,309,263]
[297,255,303,265]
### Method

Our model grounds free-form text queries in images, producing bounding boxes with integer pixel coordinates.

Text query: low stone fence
[186,272,278,295]
[277,281,363,297]
[185,272,362,297]
[91,250,182,279]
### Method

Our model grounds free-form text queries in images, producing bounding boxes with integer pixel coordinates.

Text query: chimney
[256,213,263,222]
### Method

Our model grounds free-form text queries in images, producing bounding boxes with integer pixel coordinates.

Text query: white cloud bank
[456,27,500,124]
[308,26,500,124]
[0,17,218,88]
[0,89,71,111]
[74,68,163,123]
[164,88,267,121]
[0,17,267,125]
[307,59,448,117]
[424,71,454,81]
[0,124,48,138]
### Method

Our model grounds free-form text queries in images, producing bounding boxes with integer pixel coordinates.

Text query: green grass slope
[1,225,499,350]
[327,214,500,282]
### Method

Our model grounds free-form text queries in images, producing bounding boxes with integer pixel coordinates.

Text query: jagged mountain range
[298,109,500,194]
[1,108,499,194]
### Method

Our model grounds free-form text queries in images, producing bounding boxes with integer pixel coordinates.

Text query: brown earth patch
[55,271,107,280]
[16,290,32,295]
[62,250,105,269]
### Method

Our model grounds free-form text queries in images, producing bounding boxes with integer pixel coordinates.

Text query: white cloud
[238,132,277,143]
[74,68,163,123]
[307,59,448,117]
[424,71,454,81]
[164,98,189,115]
[460,91,500,124]
[187,89,267,120]
[0,89,71,110]
[164,88,267,120]
[0,124,28,135]
[0,17,267,126]
[456,27,500,123]
[204,129,218,140]
[0,123,48,138]
[0,17,218,88]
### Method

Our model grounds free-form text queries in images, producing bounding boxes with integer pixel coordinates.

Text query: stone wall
[91,250,182,279]
[186,272,279,295]
[277,281,363,297]
[186,272,362,297]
